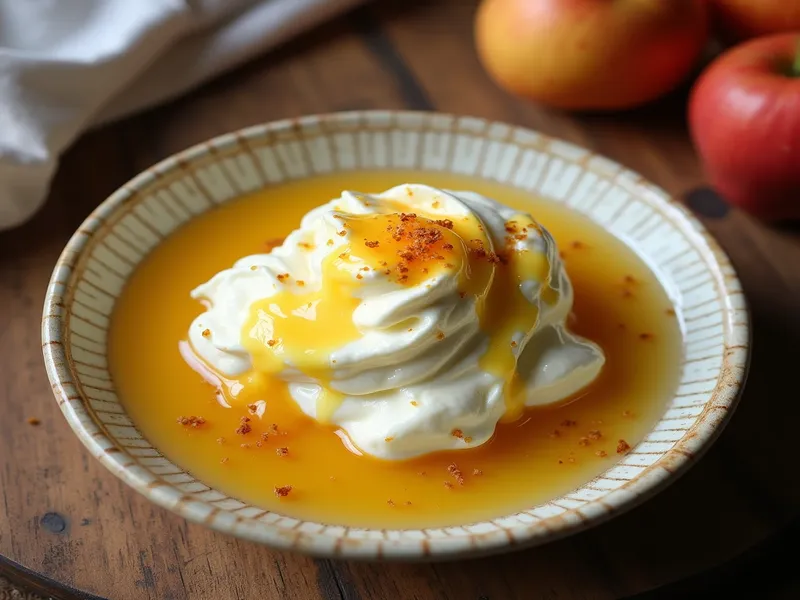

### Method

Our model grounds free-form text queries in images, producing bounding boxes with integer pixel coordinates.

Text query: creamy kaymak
[188,184,605,460]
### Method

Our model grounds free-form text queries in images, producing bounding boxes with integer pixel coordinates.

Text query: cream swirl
[189,184,604,459]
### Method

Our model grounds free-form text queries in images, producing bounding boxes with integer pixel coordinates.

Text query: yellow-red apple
[474,0,709,111]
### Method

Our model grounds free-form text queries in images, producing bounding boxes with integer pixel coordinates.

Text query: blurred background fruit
[689,33,800,221]
[474,0,709,111]
[709,0,800,43]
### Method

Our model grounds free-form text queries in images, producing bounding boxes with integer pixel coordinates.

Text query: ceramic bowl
[43,110,749,560]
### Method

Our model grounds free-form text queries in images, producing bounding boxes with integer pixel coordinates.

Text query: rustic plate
[42,111,749,560]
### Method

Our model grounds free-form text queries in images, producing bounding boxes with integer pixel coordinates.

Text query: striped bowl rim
[42,110,749,560]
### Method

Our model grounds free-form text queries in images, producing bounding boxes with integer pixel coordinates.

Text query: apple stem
[793,38,800,77]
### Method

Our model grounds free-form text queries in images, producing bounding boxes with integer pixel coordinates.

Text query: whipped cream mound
[189,184,604,460]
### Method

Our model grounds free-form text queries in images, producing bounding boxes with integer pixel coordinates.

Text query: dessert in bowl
[43,111,748,558]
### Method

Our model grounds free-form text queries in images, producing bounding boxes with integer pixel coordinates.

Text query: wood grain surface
[2,1,799,598]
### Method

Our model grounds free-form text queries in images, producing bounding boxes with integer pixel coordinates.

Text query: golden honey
[109,171,682,529]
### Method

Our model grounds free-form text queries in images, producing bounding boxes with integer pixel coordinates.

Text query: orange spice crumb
[473,469,483,476]
[356,274,363,280]
[560,419,577,427]
[269,423,279,435]
[372,215,466,283]
[623,275,637,284]
[177,416,206,427]
[337,230,347,237]
[432,200,440,208]
[405,501,413,506]
[639,333,654,341]
[410,400,419,407]
[550,430,561,438]
[365,240,379,248]
[216,437,225,444]
[617,439,631,454]
[27,417,41,426]
[470,243,506,263]
[296,280,305,287]
[387,500,395,507]
[267,339,278,347]
[418,471,426,476]
[510,340,518,348]
[220,457,229,464]
[247,403,258,414]
[240,443,250,449]
[235,416,251,435]
[263,238,284,252]
[443,481,454,489]
[276,273,290,283]
[201,329,211,338]
[326,239,334,246]
[588,430,602,441]
[384,437,394,443]
[464,436,473,443]
[298,242,315,250]
[447,463,465,486]
[436,331,445,340]
[571,240,586,249]
[434,219,454,229]
[665,308,676,316]
[274,485,292,498]
[596,450,608,458]
[451,429,464,439]
[250,265,258,271]
[276,447,289,457]
[578,437,591,447]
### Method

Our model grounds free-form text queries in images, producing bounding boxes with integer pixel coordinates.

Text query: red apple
[474,0,709,111]
[689,33,800,221]
[709,0,800,43]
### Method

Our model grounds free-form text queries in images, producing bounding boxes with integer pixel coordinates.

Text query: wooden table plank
[1,1,799,598]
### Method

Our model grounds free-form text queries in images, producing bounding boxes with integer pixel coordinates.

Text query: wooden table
[2,2,799,598]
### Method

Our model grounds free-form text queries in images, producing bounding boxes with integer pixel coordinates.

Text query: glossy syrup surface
[108,171,683,528]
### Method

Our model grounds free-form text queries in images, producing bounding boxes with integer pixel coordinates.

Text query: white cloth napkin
[0,0,365,231]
